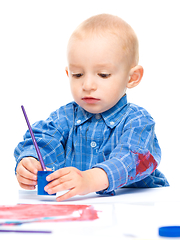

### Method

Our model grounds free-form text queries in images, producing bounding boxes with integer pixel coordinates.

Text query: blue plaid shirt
[14,95,169,195]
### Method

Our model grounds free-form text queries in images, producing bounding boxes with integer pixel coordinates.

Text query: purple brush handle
[0,229,52,234]
[21,105,46,171]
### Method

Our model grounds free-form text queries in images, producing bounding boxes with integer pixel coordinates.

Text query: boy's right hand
[16,157,42,190]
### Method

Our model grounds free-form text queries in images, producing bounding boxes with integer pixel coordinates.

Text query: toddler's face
[66,35,131,114]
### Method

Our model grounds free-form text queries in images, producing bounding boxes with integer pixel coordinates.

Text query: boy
[14,14,169,202]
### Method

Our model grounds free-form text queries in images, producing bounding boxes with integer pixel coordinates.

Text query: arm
[93,107,161,194]
[14,105,72,171]
[14,104,73,189]
[45,106,160,200]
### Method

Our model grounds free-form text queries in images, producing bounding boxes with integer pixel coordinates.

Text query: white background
[0,0,179,190]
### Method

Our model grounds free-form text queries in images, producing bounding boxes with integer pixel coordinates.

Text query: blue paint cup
[37,171,56,195]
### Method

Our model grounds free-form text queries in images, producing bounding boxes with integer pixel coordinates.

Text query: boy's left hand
[44,167,91,201]
[44,167,109,201]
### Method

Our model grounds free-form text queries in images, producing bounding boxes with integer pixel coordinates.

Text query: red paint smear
[0,204,99,222]
[134,151,158,175]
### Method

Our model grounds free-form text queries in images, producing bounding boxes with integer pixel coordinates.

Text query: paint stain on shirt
[135,151,158,175]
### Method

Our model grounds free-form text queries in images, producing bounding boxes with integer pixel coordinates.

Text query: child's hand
[44,167,109,201]
[16,157,51,190]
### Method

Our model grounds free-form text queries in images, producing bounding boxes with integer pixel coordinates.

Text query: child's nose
[82,76,97,91]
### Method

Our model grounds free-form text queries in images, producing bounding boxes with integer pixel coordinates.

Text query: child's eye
[98,73,111,78]
[72,73,83,78]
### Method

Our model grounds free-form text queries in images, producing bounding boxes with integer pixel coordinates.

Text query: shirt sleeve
[93,107,161,194]
[14,104,72,173]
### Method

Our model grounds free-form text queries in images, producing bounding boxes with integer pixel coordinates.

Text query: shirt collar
[74,104,94,126]
[101,94,128,128]
[74,94,128,128]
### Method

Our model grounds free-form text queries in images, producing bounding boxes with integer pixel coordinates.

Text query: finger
[46,167,53,171]
[17,173,37,186]
[56,188,77,202]
[17,159,37,175]
[46,179,73,195]
[46,168,71,181]
[45,173,71,190]
[19,182,36,190]
[32,161,43,172]
[17,164,37,181]
[22,157,42,174]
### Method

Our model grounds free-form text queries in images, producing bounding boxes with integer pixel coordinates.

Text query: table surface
[1,186,180,240]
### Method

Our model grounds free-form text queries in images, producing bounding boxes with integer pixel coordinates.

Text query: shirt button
[110,121,114,126]
[76,120,81,124]
[95,114,101,119]
[90,141,97,148]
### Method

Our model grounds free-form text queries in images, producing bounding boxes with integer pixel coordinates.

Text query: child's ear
[65,67,69,77]
[127,65,144,89]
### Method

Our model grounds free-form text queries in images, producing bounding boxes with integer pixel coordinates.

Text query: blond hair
[68,14,139,67]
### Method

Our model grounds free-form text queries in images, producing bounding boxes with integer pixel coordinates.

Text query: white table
[1,186,180,239]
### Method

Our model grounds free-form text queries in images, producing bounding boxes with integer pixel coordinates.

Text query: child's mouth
[82,97,100,104]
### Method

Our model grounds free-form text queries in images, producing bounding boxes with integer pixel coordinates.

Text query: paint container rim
[159,226,180,237]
